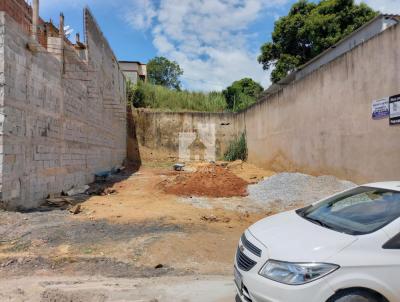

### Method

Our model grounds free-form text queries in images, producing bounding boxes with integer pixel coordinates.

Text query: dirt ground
[0,162,275,301]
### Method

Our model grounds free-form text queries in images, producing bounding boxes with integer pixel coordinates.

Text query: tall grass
[224,133,247,161]
[128,81,227,112]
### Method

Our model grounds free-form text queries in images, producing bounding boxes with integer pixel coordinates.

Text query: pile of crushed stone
[248,172,356,209]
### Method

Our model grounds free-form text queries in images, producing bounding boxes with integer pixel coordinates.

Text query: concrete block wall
[0,9,126,210]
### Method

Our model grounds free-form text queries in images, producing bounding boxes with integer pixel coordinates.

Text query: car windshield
[297,187,400,235]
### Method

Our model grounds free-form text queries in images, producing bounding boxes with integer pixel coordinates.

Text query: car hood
[248,211,358,262]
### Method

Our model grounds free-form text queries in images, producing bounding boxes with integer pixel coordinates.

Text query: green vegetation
[127,81,227,112]
[132,54,264,112]
[224,133,248,162]
[223,78,263,111]
[127,77,264,113]
[147,56,184,90]
[258,0,378,83]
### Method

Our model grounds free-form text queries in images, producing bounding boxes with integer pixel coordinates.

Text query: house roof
[119,60,146,65]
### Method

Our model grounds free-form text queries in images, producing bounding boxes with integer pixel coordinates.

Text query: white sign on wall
[371,97,389,120]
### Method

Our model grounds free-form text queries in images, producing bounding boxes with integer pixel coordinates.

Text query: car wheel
[330,290,383,302]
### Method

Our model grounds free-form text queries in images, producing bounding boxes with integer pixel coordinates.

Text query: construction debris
[95,171,112,182]
[173,163,185,171]
[69,204,82,215]
[200,215,231,223]
[46,197,73,207]
[66,185,89,196]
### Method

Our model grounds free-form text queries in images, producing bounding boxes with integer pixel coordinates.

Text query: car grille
[241,233,262,257]
[236,248,257,271]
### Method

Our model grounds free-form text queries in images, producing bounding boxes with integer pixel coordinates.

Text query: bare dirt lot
[0,163,273,301]
[0,162,354,301]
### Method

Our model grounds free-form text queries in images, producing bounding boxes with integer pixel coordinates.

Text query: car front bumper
[235,263,336,302]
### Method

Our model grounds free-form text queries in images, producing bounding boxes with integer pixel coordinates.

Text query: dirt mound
[163,165,248,198]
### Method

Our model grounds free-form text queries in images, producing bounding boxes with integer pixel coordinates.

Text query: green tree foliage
[258,0,378,83]
[147,56,184,90]
[223,78,264,111]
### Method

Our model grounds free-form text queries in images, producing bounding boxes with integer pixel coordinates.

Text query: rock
[103,188,117,195]
[69,204,82,215]
[66,185,89,196]
[154,264,164,269]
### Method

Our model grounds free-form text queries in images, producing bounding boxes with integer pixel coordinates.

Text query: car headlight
[259,260,339,285]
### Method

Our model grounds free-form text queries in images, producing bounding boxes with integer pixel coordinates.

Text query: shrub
[126,80,145,108]
[224,132,247,161]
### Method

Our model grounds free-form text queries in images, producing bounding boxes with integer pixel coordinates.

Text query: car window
[297,187,400,235]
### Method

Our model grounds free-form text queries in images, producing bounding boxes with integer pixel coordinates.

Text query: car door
[380,218,400,299]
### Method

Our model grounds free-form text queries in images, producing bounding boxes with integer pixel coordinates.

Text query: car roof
[362,181,400,192]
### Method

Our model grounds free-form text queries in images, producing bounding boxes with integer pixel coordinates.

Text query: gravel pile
[248,173,356,209]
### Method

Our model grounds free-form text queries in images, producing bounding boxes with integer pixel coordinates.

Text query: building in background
[119,61,147,84]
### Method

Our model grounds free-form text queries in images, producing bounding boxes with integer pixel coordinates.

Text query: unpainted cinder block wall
[0,9,126,209]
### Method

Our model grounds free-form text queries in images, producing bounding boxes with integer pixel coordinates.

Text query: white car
[234,182,400,302]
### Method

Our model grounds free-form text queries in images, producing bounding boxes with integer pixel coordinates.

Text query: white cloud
[356,0,400,14]
[124,0,157,30]
[124,0,287,91]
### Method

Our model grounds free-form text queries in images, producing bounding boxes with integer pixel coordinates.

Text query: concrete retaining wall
[133,109,244,160]
[0,9,126,209]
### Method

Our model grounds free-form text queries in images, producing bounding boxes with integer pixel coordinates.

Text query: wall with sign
[244,22,400,183]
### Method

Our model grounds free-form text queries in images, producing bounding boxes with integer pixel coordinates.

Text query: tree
[258,0,378,83]
[223,78,264,111]
[147,56,184,90]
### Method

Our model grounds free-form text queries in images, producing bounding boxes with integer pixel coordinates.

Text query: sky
[39,0,400,91]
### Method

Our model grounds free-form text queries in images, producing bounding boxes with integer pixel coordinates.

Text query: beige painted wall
[132,23,400,184]
[245,23,400,183]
